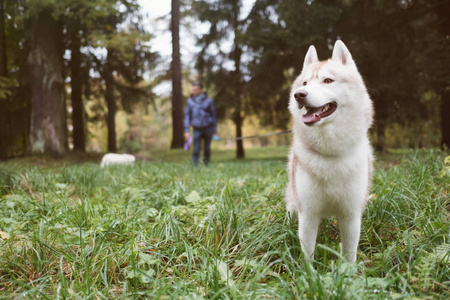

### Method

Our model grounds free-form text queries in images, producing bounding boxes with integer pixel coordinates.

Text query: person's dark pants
[192,126,214,166]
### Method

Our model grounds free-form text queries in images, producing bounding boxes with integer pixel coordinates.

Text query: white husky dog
[286,40,374,263]
[100,153,135,168]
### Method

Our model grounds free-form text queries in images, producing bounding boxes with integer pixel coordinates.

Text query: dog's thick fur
[100,153,135,168]
[286,40,374,263]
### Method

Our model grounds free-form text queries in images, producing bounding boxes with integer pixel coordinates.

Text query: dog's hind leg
[338,214,362,263]
[297,213,320,261]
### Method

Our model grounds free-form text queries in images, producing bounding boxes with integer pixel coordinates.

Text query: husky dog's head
[289,40,373,129]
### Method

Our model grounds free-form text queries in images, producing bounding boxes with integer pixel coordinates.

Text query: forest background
[0,0,449,160]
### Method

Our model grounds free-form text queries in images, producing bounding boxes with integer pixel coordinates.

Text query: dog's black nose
[294,91,308,102]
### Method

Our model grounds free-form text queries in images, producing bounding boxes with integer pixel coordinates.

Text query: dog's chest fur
[289,136,371,218]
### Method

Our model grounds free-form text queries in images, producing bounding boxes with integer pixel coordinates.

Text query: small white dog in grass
[285,40,374,263]
[100,153,135,168]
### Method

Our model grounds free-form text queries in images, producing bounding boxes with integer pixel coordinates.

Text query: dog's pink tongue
[302,107,322,125]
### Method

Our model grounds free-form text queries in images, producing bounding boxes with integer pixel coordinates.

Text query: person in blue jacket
[184,81,217,166]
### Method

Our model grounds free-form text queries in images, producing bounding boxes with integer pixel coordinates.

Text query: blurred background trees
[242,0,449,152]
[0,0,448,159]
[193,0,248,158]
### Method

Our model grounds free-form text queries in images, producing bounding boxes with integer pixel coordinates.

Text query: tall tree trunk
[70,28,86,152]
[0,0,5,74]
[28,8,66,157]
[232,9,245,159]
[0,0,9,159]
[438,1,450,149]
[233,52,245,159]
[170,0,184,149]
[105,49,117,152]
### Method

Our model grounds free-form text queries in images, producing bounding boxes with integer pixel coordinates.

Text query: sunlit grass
[0,148,448,299]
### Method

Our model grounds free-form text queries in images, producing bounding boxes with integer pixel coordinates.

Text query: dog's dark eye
[303,81,307,86]
[323,78,334,84]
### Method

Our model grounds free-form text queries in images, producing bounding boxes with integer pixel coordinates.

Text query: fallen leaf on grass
[0,231,10,240]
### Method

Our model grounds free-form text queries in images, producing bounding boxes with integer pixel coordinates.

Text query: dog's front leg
[298,213,320,260]
[285,181,299,223]
[338,214,362,263]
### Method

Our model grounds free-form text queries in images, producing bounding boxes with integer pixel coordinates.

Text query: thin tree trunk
[438,1,450,149]
[28,8,66,157]
[105,49,117,153]
[232,10,244,159]
[235,99,245,158]
[70,28,86,152]
[170,0,184,149]
[375,124,385,153]
[0,0,5,74]
[0,0,9,159]
[233,76,245,158]
[441,94,450,149]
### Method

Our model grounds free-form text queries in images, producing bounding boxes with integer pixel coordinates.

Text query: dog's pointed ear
[303,45,319,70]
[332,40,354,66]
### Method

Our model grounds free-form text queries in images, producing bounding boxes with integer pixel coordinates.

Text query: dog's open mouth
[302,102,337,125]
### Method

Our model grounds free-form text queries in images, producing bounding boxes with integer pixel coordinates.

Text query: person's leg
[192,129,202,167]
[203,126,213,166]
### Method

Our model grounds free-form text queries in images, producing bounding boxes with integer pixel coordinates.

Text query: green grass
[0,148,448,299]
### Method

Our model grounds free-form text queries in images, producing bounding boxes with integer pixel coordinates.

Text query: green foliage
[245,0,448,148]
[3,0,450,157]
[193,0,246,121]
[0,149,448,298]
[2,0,157,157]
[0,76,14,99]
